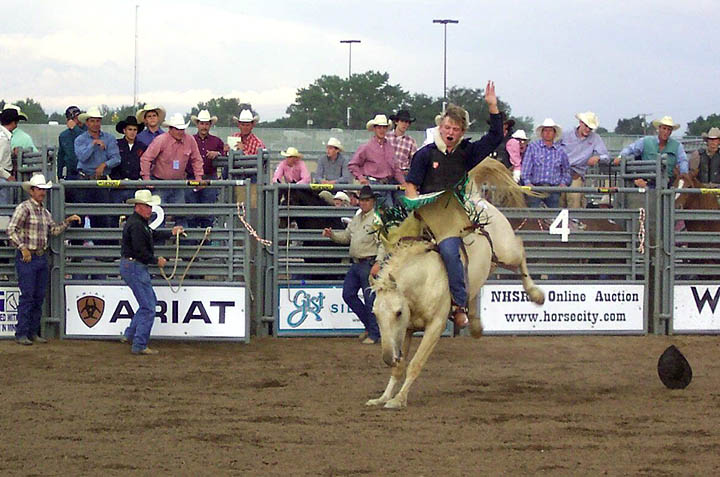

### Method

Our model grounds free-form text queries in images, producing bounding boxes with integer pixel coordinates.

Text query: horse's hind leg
[515,238,545,305]
[468,295,483,339]
[384,321,445,409]
[366,331,413,407]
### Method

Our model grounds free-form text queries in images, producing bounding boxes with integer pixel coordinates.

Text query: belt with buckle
[30,248,46,256]
[352,256,375,264]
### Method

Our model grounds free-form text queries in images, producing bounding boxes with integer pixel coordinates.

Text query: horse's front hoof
[366,398,385,406]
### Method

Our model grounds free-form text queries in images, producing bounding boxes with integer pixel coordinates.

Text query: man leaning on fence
[231,109,265,155]
[8,174,81,345]
[120,190,185,355]
[559,111,616,208]
[322,185,385,344]
[0,108,22,205]
[315,137,350,184]
[140,113,204,224]
[521,118,572,208]
[618,115,688,188]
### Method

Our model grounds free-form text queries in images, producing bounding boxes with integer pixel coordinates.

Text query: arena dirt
[2,335,720,475]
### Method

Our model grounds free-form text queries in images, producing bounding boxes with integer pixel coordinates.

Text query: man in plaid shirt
[387,109,418,178]
[230,109,265,155]
[7,174,81,345]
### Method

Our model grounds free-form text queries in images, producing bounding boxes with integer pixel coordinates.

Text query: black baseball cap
[65,106,83,120]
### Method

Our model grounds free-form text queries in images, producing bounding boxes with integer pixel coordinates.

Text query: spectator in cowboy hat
[111,115,148,203]
[387,109,418,178]
[619,115,688,187]
[506,129,529,182]
[140,113,204,225]
[559,111,616,208]
[690,127,720,185]
[136,105,167,146]
[315,137,350,184]
[2,105,37,153]
[0,108,24,205]
[521,118,571,208]
[57,105,86,180]
[322,185,385,344]
[272,147,311,184]
[73,106,121,241]
[230,108,265,155]
[120,189,185,355]
[349,114,406,206]
[7,174,81,345]
[185,109,228,232]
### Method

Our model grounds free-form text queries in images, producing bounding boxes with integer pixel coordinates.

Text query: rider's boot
[452,305,469,328]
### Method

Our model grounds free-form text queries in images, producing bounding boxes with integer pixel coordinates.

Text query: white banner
[673,285,720,332]
[277,286,365,335]
[65,285,246,339]
[0,287,20,337]
[480,284,644,333]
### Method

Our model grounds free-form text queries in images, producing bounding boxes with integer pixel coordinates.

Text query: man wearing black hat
[0,108,23,205]
[387,109,418,179]
[111,116,148,203]
[322,185,385,344]
[57,106,86,181]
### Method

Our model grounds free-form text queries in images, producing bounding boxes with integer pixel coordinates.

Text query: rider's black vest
[420,141,469,194]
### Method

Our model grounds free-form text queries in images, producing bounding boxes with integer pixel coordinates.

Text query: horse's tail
[467,158,542,208]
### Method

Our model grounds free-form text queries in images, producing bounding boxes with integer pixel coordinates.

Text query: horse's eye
[395,310,402,318]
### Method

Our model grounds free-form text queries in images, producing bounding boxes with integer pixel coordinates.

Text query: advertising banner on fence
[277,286,364,335]
[0,287,20,337]
[673,285,720,332]
[65,285,246,339]
[479,284,644,334]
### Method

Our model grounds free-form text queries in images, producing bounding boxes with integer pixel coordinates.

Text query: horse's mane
[467,158,539,207]
[373,241,437,293]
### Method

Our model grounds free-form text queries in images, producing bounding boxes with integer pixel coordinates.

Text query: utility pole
[432,19,459,112]
[133,5,139,108]
[340,40,361,127]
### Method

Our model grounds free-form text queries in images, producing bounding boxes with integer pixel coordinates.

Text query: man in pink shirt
[140,113,204,225]
[349,114,406,207]
[272,147,311,184]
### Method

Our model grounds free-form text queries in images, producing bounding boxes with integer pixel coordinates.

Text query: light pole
[340,40,361,127]
[433,19,458,111]
[133,5,139,107]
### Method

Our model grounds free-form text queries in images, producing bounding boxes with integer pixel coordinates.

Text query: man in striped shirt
[7,174,81,345]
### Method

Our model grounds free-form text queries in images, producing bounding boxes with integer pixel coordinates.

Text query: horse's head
[372,273,410,367]
[673,172,700,209]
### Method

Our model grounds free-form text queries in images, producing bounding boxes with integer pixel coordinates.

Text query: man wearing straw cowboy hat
[272,147,311,184]
[140,113,204,222]
[690,127,720,185]
[506,129,529,182]
[136,104,167,146]
[120,189,184,355]
[185,109,228,231]
[559,111,614,208]
[7,174,81,345]
[315,137,350,184]
[349,113,407,206]
[619,115,689,187]
[521,117,572,208]
[230,109,265,155]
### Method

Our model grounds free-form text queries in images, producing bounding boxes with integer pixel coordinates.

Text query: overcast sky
[2,0,718,133]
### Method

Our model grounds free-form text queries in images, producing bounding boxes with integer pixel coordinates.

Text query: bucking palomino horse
[367,159,545,409]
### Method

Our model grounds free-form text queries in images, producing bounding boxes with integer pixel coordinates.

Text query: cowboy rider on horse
[404,81,503,328]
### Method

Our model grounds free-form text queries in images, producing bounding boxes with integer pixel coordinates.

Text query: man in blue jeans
[120,190,185,355]
[322,186,385,344]
[7,174,81,345]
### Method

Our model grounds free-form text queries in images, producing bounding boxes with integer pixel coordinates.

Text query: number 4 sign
[549,209,570,242]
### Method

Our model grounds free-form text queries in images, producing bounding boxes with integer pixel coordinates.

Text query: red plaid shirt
[7,199,69,251]
[231,132,265,155]
[386,130,418,172]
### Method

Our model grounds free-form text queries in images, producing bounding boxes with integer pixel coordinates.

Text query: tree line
[3,72,718,136]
